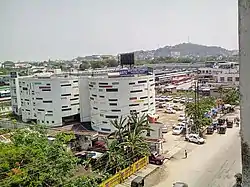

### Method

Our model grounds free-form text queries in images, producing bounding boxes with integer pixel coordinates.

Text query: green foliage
[0,127,97,187]
[222,88,240,105]
[101,114,151,174]
[185,97,216,133]
[62,176,99,187]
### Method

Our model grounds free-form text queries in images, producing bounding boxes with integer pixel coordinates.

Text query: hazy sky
[0,0,238,61]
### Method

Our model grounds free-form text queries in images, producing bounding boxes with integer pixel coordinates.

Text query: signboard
[119,67,149,77]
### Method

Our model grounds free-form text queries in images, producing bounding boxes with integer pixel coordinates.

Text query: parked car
[166,96,173,101]
[173,97,180,103]
[161,124,168,133]
[172,126,184,135]
[178,114,186,121]
[149,152,165,165]
[185,134,205,144]
[165,108,176,114]
[158,103,166,108]
[173,105,183,111]
[173,182,189,187]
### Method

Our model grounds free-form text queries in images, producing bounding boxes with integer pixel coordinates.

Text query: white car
[173,105,183,111]
[172,126,184,135]
[178,115,186,121]
[185,134,205,144]
[166,96,173,101]
[161,125,168,133]
[173,97,181,103]
[165,108,176,114]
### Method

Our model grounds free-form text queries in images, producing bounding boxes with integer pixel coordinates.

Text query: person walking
[184,150,188,159]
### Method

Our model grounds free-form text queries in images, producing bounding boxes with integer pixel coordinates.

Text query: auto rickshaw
[131,176,144,187]
[206,125,214,135]
[217,125,227,134]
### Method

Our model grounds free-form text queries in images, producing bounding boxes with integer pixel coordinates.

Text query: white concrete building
[79,72,156,133]
[198,62,239,86]
[16,73,80,126]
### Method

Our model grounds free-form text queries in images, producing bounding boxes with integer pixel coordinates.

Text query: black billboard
[120,53,135,66]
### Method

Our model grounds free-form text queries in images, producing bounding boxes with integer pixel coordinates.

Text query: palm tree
[107,116,127,143]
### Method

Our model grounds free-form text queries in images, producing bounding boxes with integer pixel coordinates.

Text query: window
[138,80,147,84]
[130,97,137,100]
[109,99,118,101]
[140,96,148,99]
[109,103,117,106]
[90,97,94,100]
[227,77,233,82]
[47,121,49,124]
[61,84,71,87]
[101,128,111,132]
[71,103,79,106]
[129,82,135,85]
[112,82,119,85]
[62,108,71,111]
[23,87,28,90]
[46,83,51,85]
[111,109,121,112]
[235,77,239,81]
[150,96,153,98]
[52,121,55,123]
[99,89,103,92]
[150,102,154,105]
[70,98,79,101]
[89,84,93,87]
[106,88,118,92]
[43,100,52,103]
[129,104,140,107]
[105,115,118,119]
[61,93,71,96]
[62,106,68,108]
[93,107,98,110]
[141,109,148,113]
[47,110,53,113]
[92,94,97,97]
[130,90,142,93]
[38,109,45,111]
[150,83,155,86]
[36,98,43,100]
[220,77,225,82]
[42,89,51,92]
[100,95,105,98]
[149,79,153,82]
[102,121,108,124]
[100,114,104,117]
[73,80,78,83]
[74,94,79,97]
[99,82,108,85]
[144,103,148,106]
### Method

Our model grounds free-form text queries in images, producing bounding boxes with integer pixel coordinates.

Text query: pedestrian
[184,150,188,159]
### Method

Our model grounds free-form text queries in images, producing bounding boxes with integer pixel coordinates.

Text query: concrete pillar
[239,0,250,185]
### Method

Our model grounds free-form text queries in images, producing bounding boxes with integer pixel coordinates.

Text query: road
[155,111,241,187]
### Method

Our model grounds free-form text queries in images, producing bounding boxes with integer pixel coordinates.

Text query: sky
[0,0,238,61]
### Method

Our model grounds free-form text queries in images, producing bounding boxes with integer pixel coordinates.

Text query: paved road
[155,112,241,187]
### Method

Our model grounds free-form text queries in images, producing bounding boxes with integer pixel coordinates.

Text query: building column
[239,0,250,185]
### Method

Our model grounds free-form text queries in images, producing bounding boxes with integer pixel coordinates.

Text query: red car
[149,152,165,165]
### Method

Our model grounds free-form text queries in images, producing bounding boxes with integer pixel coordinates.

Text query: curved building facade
[88,74,155,133]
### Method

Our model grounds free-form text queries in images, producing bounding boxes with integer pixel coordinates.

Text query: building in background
[197,62,239,86]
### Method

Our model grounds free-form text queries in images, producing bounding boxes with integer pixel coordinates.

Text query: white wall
[239,0,250,184]
[87,75,156,133]
[9,73,22,115]
[79,77,91,122]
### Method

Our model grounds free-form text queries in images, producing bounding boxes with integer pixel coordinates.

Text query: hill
[134,43,237,60]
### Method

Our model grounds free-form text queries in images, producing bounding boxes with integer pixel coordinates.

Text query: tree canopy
[0,126,99,187]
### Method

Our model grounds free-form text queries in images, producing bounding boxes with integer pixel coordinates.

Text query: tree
[100,114,151,175]
[222,88,240,105]
[79,61,90,70]
[105,59,118,67]
[0,127,98,187]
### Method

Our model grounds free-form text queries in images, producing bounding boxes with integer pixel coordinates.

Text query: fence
[99,156,149,187]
